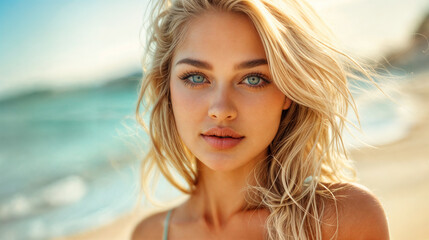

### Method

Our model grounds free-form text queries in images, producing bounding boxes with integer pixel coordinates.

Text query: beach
[58,72,429,240]
[350,72,429,240]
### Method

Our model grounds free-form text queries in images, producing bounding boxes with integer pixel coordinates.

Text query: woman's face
[170,11,291,171]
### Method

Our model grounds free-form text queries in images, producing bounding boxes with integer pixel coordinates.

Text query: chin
[199,159,236,172]
[197,154,251,172]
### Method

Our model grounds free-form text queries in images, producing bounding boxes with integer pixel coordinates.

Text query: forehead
[173,11,267,65]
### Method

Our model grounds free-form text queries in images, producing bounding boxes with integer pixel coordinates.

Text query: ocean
[0,76,148,239]
[0,68,424,239]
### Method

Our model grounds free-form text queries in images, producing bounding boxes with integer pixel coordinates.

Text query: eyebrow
[175,58,268,70]
[175,58,212,70]
[235,59,268,70]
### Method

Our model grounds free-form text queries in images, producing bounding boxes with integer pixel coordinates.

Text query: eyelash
[178,71,271,89]
[178,71,209,87]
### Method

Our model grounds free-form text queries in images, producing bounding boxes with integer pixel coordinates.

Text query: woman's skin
[132,11,389,240]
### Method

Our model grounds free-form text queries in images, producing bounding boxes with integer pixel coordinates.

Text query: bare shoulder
[320,182,390,240]
[131,209,170,240]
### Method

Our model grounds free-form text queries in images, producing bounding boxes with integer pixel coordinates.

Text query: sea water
[0,70,424,239]
[0,76,152,239]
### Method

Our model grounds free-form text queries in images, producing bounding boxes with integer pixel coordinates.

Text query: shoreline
[57,72,429,240]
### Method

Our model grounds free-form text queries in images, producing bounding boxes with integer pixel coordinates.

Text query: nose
[208,88,237,121]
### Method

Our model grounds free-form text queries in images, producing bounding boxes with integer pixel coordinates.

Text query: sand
[57,73,429,240]
[350,72,429,240]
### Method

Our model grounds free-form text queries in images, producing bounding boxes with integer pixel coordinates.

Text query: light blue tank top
[163,209,173,240]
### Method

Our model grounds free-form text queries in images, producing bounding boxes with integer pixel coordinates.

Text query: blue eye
[245,76,262,85]
[242,74,270,88]
[178,71,208,87]
[188,74,205,83]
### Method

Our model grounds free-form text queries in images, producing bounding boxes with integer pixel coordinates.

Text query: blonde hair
[136,0,371,239]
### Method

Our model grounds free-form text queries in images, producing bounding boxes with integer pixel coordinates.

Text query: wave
[344,76,422,149]
[0,175,87,221]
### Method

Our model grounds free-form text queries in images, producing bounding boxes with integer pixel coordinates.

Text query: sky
[312,0,429,56]
[0,0,148,97]
[0,0,428,97]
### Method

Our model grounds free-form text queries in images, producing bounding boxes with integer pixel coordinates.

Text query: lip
[201,127,244,150]
[202,127,244,138]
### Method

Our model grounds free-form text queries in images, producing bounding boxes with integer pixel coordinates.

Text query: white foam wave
[41,175,87,206]
[0,194,32,218]
[0,175,87,220]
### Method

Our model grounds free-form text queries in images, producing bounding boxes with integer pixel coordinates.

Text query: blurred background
[0,0,428,239]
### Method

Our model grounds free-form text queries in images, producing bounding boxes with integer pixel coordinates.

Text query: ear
[282,97,292,110]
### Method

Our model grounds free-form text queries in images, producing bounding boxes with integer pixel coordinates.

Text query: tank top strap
[163,209,173,240]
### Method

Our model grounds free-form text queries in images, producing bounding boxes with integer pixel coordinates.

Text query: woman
[133,0,389,239]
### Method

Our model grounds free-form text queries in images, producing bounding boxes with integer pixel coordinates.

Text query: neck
[184,159,261,230]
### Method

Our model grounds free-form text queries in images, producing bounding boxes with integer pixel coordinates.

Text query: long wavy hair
[136,0,372,239]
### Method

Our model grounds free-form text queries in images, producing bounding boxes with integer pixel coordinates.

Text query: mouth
[202,135,243,139]
[201,127,244,150]
[201,127,244,139]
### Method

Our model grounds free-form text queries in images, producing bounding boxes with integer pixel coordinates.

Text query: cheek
[170,82,205,136]
[170,86,188,129]
[241,90,285,137]
[171,91,192,119]
[242,89,284,116]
